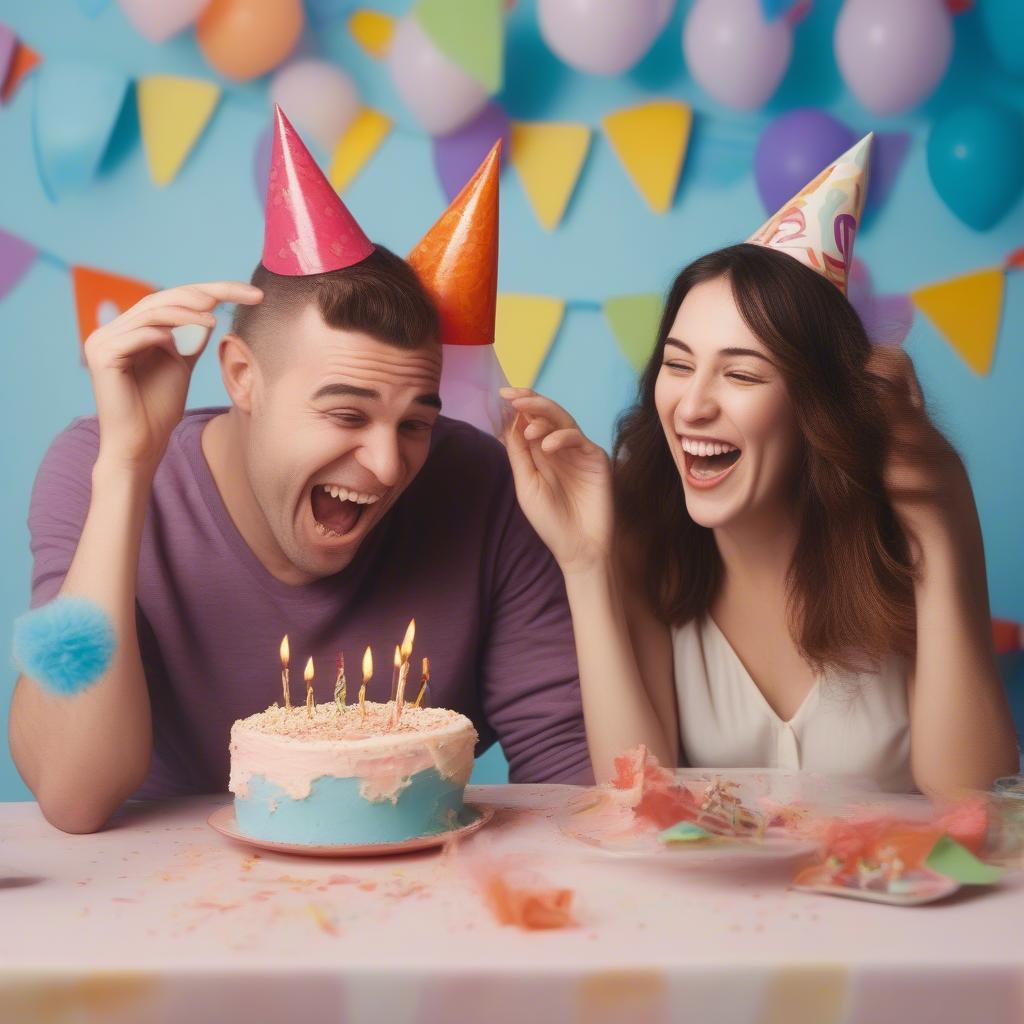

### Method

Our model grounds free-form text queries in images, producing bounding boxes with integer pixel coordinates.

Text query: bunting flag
[32,60,129,198]
[328,108,393,193]
[1,38,41,103]
[602,101,692,214]
[494,294,565,386]
[992,619,1024,655]
[71,265,155,346]
[604,293,663,372]
[0,228,37,301]
[137,76,220,187]
[348,10,396,59]
[0,25,15,90]
[414,0,504,94]
[910,266,1006,375]
[510,122,591,231]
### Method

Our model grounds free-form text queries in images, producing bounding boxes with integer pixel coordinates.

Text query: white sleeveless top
[672,616,915,793]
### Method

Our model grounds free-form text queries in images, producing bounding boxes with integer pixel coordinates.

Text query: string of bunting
[1,227,1018,384]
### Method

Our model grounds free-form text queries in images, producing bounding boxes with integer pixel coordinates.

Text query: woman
[503,139,1017,797]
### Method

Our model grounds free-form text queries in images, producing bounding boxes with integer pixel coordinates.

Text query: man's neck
[200,410,316,586]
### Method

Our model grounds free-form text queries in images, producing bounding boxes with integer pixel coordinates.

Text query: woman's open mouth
[680,437,741,489]
[309,484,381,541]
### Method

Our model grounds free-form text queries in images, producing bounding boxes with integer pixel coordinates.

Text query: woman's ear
[219,333,258,413]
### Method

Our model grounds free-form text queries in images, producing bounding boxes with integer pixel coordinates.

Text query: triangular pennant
[72,265,155,346]
[32,60,129,198]
[494,294,565,386]
[349,9,396,59]
[0,227,38,301]
[602,101,692,214]
[0,25,16,90]
[605,293,663,372]
[2,40,42,103]
[910,268,1004,375]
[510,121,590,231]
[328,108,392,193]
[137,76,220,187]
[414,0,503,94]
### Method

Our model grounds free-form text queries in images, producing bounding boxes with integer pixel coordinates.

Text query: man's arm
[479,484,594,786]
[10,423,155,833]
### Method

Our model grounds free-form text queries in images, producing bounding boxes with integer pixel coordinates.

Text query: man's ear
[219,333,259,414]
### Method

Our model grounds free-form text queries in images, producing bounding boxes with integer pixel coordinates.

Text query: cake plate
[208,803,494,858]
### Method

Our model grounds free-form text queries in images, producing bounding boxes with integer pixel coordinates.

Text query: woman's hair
[613,243,919,672]
[231,245,439,363]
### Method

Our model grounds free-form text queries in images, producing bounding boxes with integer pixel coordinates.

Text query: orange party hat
[262,105,374,276]
[408,141,501,345]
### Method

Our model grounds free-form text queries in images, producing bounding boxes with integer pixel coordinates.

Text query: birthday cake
[228,702,478,846]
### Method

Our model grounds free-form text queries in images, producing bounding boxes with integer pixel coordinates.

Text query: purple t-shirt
[28,408,592,797]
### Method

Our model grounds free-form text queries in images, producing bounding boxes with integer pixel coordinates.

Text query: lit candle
[400,619,416,663]
[393,659,411,724]
[280,634,291,710]
[359,646,372,722]
[389,644,401,702]
[334,653,346,711]
[414,657,430,708]
[304,656,315,718]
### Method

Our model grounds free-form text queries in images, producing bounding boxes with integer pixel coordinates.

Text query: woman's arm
[501,388,677,779]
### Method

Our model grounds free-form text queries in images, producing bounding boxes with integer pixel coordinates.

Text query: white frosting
[229,702,477,804]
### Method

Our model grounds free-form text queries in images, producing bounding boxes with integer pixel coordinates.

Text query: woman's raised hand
[501,387,613,575]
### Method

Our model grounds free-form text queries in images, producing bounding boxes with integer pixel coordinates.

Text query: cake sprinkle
[236,701,467,741]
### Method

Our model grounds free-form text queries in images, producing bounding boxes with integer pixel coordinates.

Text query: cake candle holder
[280,634,291,710]
[334,653,346,712]
[359,646,372,723]
[304,656,315,718]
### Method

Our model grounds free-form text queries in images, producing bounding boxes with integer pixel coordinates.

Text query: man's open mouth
[680,437,742,483]
[310,484,381,539]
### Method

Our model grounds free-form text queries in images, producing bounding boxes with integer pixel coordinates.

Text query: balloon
[117,0,210,43]
[683,0,793,111]
[537,0,673,76]
[834,0,952,116]
[927,103,1024,230]
[754,109,854,213]
[433,101,509,201]
[196,0,304,83]
[270,59,360,153]
[386,14,488,137]
[978,0,1024,77]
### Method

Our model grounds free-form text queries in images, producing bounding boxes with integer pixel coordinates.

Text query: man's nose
[356,428,402,488]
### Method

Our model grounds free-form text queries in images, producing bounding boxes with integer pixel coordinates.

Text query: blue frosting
[235,766,466,846]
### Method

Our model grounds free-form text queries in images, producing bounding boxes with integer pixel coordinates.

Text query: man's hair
[231,245,439,358]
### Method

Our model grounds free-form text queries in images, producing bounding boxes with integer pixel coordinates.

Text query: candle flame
[393,644,401,668]
[400,619,415,661]
[280,634,290,666]
[304,657,314,683]
[362,646,373,680]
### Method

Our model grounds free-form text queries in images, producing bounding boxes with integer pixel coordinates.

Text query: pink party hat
[262,105,375,276]
[748,133,872,295]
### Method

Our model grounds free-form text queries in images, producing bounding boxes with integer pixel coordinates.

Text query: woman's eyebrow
[665,338,772,362]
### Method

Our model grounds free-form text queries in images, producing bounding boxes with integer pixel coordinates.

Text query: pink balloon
[683,0,792,112]
[270,60,360,153]
[117,0,210,43]
[538,0,673,76]
[835,0,953,116]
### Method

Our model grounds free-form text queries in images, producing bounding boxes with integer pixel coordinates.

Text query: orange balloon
[196,0,304,83]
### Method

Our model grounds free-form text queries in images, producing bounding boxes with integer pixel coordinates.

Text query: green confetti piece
[660,821,713,843]
[925,835,1004,885]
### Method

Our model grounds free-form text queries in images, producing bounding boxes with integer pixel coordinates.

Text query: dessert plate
[208,803,494,858]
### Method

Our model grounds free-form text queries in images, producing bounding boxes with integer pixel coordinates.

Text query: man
[10,109,590,834]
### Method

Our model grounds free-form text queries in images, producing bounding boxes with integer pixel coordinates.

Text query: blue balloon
[927,104,1024,231]
[979,0,1024,77]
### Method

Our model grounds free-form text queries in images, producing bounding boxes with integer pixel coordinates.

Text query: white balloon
[537,0,674,76]
[118,0,210,43]
[386,15,489,137]
[683,0,792,111]
[270,59,361,153]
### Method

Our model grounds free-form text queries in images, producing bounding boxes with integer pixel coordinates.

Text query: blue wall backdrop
[1,0,1021,800]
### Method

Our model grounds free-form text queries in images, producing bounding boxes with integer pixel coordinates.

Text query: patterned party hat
[408,141,501,345]
[748,133,872,295]
[262,105,375,276]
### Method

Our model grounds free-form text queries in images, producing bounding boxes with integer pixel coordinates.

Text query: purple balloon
[865,130,910,213]
[847,259,913,347]
[253,124,273,208]
[754,109,855,214]
[433,101,510,202]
